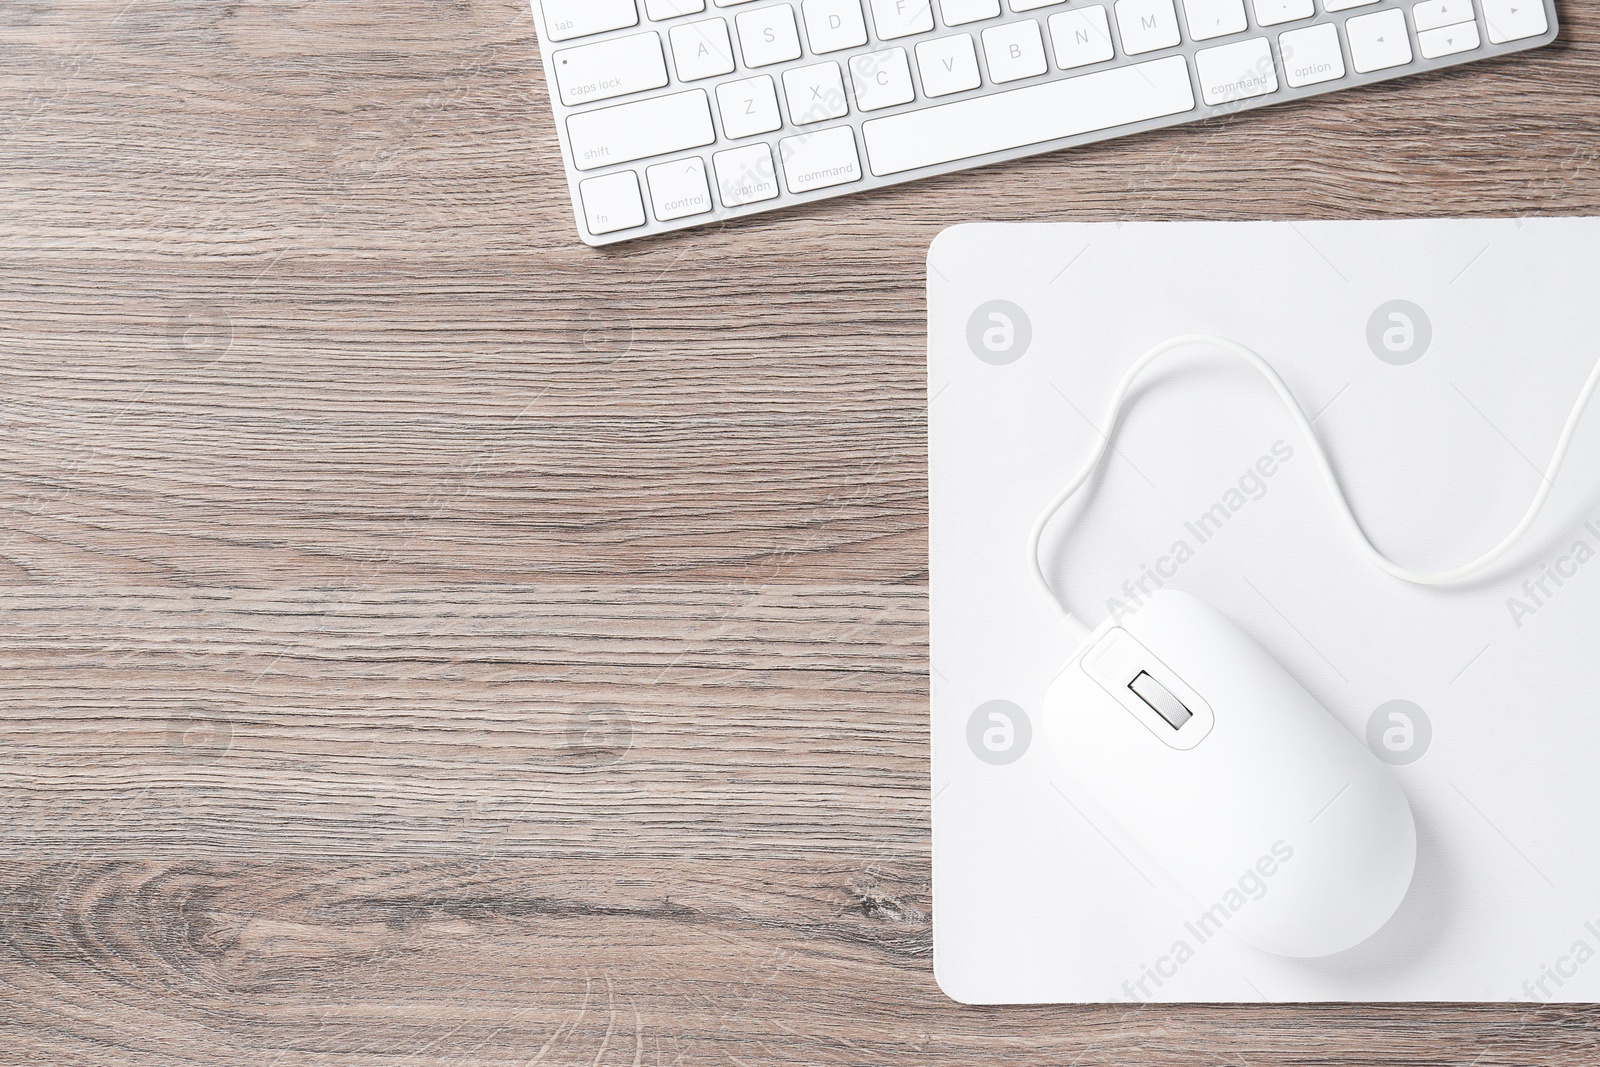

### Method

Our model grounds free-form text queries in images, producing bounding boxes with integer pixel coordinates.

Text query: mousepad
[928,218,1600,1003]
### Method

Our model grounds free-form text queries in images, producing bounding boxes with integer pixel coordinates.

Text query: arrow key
[1419,18,1481,57]
[1346,8,1412,72]
[1412,0,1473,30]
[1482,0,1549,43]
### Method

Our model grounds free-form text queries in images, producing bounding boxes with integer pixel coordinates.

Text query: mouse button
[1084,628,1143,688]
[1081,629,1214,752]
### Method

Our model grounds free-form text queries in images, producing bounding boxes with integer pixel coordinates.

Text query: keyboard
[530,0,1557,245]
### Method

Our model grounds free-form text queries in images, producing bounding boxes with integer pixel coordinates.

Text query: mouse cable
[1029,333,1600,645]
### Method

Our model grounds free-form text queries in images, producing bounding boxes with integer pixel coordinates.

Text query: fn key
[580,171,646,236]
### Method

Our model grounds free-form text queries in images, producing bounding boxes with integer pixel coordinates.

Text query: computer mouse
[1042,589,1416,959]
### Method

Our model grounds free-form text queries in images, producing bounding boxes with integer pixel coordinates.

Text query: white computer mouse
[1042,589,1416,959]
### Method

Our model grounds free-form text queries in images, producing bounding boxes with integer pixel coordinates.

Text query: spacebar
[861,56,1195,177]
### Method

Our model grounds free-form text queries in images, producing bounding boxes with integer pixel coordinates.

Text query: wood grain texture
[2,0,1599,1061]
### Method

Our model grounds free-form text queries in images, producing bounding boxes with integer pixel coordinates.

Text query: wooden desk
[2,1,1597,1062]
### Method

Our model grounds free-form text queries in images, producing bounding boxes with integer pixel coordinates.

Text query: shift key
[567,90,716,171]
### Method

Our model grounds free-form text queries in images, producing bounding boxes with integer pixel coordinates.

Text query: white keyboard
[531,0,1557,245]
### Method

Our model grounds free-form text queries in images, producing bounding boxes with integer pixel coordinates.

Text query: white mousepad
[929,219,1600,1003]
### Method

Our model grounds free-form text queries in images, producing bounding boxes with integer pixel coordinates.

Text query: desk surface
[2,1,1598,1063]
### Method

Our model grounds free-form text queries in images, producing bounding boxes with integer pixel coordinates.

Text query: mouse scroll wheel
[1128,671,1194,731]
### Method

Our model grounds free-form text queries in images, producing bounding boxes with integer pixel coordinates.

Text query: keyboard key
[647,0,706,17]
[1482,0,1547,43]
[543,0,638,41]
[1252,0,1314,26]
[785,61,850,123]
[737,4,803,66]
[1419,17,1479,55]
[1194,36,1277,104]
[1346,8,1412,72]
[1323,0,1377,10]
[983,19,1049,82]
[940,0,1002,23]
[780,125,863,191]
[862,54,1194,174]
[646,157,714,219]
[851,48,917,111]
[714,143,780,204]
[580,171,647,234]
[1183,0,1247,41]
[918,33,982,96]
[670,18,737,80]
[1412,0,1472,30]
[553,33,668,106]
[567,89,716,170]
[1116,0,1181,54]
[803,0,870,52]
[1012,0,1067,8]
[1049,7,1116,68]
[717,74,783,137]
[869,0,935,39]
[1280,22,1344,84]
